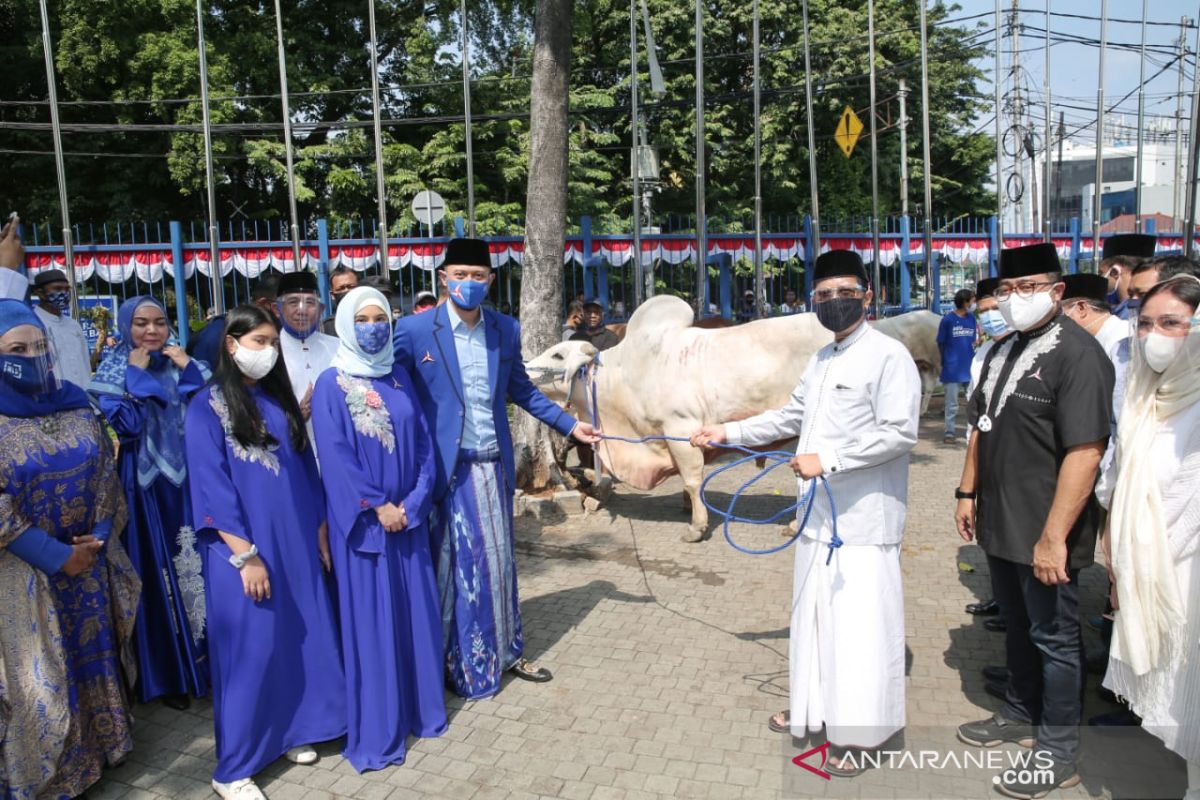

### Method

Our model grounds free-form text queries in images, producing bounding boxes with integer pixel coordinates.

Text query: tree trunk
[513,0,573,492]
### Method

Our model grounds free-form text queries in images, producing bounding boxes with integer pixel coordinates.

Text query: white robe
[279,328,339,449]
[1097,399,1200,763]
[725,322,919,747]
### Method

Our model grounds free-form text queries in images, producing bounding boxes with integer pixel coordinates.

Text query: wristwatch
[229,544,259,570]
[954,488,977,500]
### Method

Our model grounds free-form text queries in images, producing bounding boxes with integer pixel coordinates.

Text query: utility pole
[898,78,909,218]
[630,0,643,306]
[993,0,1004,240]
[1174,17,1189,228]
[272,0,303,268]
[1042,0,1052,240]
[1009,0,1024,232]
[1134,0,1148,232]
[461,0,476,236]
[919,0,934,305]
[800,0,821,252]
[1184,18,1200,255]
[367,0,389,271]
[694,0,706,314]
[38,0,76,317]
[868,0,882,318]
[1054,111,1065,223]
[752,0,764,318]
[1093,0,1108,265]
[194,0,223,314]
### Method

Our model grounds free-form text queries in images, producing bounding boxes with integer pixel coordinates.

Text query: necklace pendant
[977,414,993,433]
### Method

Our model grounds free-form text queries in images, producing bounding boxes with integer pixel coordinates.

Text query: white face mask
[1140,332,1185,373]
[997,290,1056,333]
[232,340,279,380]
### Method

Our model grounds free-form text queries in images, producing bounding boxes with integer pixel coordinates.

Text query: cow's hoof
[680,527,705,543]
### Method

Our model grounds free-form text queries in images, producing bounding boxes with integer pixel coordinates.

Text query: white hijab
[1109,276,1200,677]
[328,286,394,378]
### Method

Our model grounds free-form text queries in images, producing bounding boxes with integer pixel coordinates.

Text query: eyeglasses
[1135,315,1197,335]
[993,281,1055,300]
[812,286,865,303]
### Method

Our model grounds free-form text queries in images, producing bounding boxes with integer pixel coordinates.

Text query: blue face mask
[979,309,1009,338]
[447,279,489,311]
[1125,298,1141,315]
[0,354,52,394]
[354,321,391,355]
[44,291,70,313]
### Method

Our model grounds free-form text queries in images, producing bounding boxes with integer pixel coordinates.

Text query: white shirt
[1096,314,1130,359]
[279,328,339,404]
[0,269,27,300]
[724,323,921,546]
[968,339,996,398]
[34,305,91,389]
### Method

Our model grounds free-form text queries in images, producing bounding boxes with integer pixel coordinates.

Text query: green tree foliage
[0,0,993,232]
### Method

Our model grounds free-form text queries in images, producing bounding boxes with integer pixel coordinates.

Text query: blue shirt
[937,311,977,384]
[450,309,498,450]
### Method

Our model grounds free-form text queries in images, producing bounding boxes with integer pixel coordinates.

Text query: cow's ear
[579,343,598,357]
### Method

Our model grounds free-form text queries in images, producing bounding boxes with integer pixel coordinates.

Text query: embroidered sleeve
[91,416,128,538]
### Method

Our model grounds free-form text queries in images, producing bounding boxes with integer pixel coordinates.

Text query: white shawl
[1109,305,1200,678]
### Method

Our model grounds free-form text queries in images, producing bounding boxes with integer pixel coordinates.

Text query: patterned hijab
[0,299,92,418]
[89,295,188,489]
[329,286,394,379]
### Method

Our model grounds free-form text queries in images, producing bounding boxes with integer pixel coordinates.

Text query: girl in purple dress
[184,304,346,800]
[311,286,447,771]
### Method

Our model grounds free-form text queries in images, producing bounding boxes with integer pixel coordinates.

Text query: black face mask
[814,297,864,333]
[331,291,348,309]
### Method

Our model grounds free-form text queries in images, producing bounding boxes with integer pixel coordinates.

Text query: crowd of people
[691,235,1200,798]
[0,225,599,800]
[2,211,1199,799]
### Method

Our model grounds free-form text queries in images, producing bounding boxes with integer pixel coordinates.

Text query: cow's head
[525,340,598,405]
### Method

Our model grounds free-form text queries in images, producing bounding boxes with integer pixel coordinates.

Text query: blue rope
[585,362,842,560]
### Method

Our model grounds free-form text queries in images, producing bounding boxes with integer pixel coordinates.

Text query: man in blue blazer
[393,238,599,699]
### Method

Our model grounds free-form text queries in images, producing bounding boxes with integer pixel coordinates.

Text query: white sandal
[284,745,318,765]
[212,778,266,800]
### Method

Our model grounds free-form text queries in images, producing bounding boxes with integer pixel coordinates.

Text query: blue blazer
[393,303,577,502]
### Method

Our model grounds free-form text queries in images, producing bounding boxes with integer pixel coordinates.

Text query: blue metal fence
[18,213,1190,340]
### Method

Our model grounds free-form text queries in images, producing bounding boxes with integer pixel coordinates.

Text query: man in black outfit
[953,242,1114,799]
[570,300,619,352]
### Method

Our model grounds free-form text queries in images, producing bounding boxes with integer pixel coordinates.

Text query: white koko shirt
[724,321,921,547]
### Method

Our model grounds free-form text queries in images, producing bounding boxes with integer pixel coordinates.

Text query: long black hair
[212,304,309,453]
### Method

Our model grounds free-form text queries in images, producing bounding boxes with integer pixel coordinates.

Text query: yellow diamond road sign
[834,105,864,158]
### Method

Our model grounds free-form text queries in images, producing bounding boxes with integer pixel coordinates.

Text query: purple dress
[184,384,346,782]
[311,364,447,772]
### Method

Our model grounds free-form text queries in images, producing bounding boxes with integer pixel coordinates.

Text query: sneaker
[284,745,318,765]
[956,714,1035,748]
[995,754,1080,799]
[212,778,266,800]
[943,435,957,444]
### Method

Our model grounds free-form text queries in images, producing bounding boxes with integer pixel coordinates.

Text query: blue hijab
[0,299,92,418]
[89,295,188,489]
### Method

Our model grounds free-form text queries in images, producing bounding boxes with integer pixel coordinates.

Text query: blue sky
[952,0,1200,141]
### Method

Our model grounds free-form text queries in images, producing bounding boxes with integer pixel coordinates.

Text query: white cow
[526,296,940,541]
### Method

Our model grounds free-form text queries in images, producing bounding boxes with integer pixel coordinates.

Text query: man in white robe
[275,271,339,447]
[691,250,920,775]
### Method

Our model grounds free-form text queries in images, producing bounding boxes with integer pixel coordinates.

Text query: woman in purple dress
[184,304,346,800]
[89,295,209,708]
[311,286,447,771]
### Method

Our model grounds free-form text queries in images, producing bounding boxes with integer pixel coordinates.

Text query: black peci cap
[813,249,869,286]
[976,277,1000,298]
[277,270,320,295]
[999,242,1061,280]
[1102,233,1156,260]
[1060,273,1110,302]
[443,238,492,269]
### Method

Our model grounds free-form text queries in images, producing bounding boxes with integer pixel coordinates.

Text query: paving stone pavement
[91,412,1185,800]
